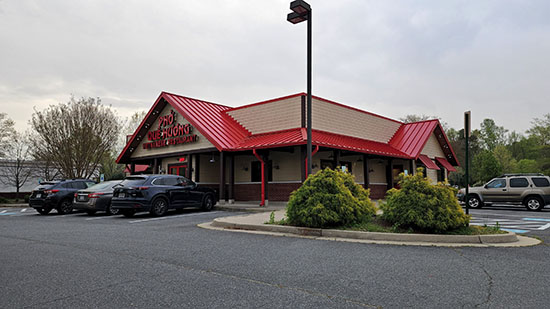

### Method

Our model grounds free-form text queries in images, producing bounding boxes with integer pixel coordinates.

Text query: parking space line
[501,228,529,234]
[85,216,117,221]
[0,210,7,213]
[128,211,221,224]
[523,218,550,222]
[537,223,550,230]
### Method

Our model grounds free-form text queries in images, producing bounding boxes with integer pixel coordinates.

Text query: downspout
[304,145,320,178]
[252,149,265,207]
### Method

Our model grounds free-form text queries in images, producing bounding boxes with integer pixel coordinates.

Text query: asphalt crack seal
[452,248,493,308]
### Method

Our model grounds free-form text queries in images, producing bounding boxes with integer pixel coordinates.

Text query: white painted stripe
[537,223,550,230]
[0,210,7,213]
[85,216,115,221]
[21,208,27,212]
[129,211,221,224]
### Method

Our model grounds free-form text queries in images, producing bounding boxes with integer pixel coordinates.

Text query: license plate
[36,193,41,198]
[119,193,125,198]
[78,195,86,201]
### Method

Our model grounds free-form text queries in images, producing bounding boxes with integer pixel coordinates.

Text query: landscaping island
[202,168,540,247]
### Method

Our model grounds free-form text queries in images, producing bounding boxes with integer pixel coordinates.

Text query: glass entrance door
[169,164,187,176]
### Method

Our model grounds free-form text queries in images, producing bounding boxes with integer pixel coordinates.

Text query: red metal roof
[231,128,409,158]
[418,154,440,170]
[163,92,250,150]
[389,120,439,158]
[118,92,458,168]
[435,157,457,172]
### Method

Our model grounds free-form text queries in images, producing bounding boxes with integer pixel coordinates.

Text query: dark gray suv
[458,174,550,211]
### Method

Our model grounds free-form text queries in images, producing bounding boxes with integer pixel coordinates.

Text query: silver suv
[458,174,550,211]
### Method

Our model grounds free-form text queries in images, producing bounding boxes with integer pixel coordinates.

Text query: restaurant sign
[142,110,199,150]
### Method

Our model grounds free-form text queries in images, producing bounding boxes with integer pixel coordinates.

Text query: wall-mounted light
[274,163,280,170]
[209,155,215,163]
[357,157,363,162]
[242,166,249,172]
[368,168,374,173]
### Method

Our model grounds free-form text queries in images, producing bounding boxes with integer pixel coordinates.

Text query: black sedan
[73,180,122,215]
[111,175,217,217]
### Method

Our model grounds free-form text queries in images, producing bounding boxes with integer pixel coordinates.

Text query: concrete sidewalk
[199,210,541,247]
[214,201,287,213]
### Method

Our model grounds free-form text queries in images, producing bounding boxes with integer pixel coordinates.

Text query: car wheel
[150,197,169,217]
[122,210,135,218]
[525,196,544,211]
[57,199,73,214]
[86,210,97,215]
[468,195,483,209]
[36,207,51,215]
[106,203,120,216]
[201,195,214,211]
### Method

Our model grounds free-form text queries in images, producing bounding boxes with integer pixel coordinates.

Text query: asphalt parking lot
[1,206,550,308]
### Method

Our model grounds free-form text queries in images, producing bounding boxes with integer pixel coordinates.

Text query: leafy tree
[472,150,501,184]
[99,151,125,180]
[479,118,508,151]
[493,145,517,174]
[527,113,550,146]
[0,132,33,200]
[30,96,121,179]
[0,113,16,158]
[515,159,538,173]
[117,111,147,152]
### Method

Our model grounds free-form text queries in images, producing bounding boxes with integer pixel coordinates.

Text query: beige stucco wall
[198,154,220,183]
[310,98,402,143]
[131,104,215,159]
[226,96,302,134]
[420,133,445,158]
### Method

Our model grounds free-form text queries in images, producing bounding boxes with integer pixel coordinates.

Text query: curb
[211,217,521,245]
[0,204,28,208]
[213,206,281,213]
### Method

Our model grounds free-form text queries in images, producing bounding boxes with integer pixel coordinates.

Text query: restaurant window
[437,168,444,182]
[251,160,272,182]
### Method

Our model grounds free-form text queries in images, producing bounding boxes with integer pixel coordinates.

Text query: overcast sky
[1,0,549,135]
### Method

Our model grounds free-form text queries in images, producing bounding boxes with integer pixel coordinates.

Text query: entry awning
[435,157,457,172]
[418,154,440,170]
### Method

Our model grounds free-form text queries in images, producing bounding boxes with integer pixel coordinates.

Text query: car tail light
[138,186,149,190]
[45,189,59,194]
[74,193,78,198]
[88,193,105,198]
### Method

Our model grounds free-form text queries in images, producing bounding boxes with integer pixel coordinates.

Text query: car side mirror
[484,185,488,189]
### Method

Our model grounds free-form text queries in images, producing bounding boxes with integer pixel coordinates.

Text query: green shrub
[286,168,376,228]
[0,196,9,204]
[24,194,30,203]
[380,168,470,233]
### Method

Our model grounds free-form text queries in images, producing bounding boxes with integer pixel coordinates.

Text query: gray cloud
[1,0,549,135]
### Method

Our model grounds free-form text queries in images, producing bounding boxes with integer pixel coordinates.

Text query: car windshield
[87,180,122,191]
[119,177,147,187]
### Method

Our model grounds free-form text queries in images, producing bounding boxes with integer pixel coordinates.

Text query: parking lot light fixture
[287,0,313,176]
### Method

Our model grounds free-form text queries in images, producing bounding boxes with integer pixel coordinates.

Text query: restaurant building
[117,92,458,204]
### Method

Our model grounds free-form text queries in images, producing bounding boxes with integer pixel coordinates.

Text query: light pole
[287,0,313,176]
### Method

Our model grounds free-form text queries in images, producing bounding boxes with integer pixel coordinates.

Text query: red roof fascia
[435,157,457,172]
[434,123,460,166]
[225,93,305,112]
[418,154,440,170]
[116,93,168,163]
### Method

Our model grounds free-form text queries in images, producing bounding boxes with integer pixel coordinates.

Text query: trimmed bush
[0,197,9,204]
[286,168,376,228]
[380,168,470,233]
